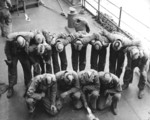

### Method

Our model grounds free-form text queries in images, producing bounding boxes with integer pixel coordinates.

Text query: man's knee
[47,109,58,116]
[72,92,81,99]
[74,100,83,110]
[72,92,83,109]
[97,103,105,111]
[26,98,35,105]
[113,93,121,101]
[91,91,99,98]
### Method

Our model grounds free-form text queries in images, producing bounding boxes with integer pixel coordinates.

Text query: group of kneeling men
[3,17,150,117]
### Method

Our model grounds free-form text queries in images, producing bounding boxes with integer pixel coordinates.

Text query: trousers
[123,52,148,90]
[91,46,107,71]
[0,8,12,37]
[109,44,125,78]
[71,44,87,72]
[52,46,67,73]
[8,52,32,87]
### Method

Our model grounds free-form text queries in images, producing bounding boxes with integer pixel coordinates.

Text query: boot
[73,99,83,110]
[0,84,9,95]
[7,87,14,98]
[122,83,129,90]
[28,105,35,113]
[111,103,118,115]
[56,99,63,111]
[138,89,144,99]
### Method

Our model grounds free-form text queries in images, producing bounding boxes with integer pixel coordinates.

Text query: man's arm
[122,37,141,47]
[55,71,65,80]
[82,75,100,92]
[94,74,100,90]
[101,30,116,43]
[56,38,70,46]
[109,74,122,93]
[67,33,79,44]
[79,33,96,45]
[66,72,80,95]
[6,0,12,8]
[80,90,88,108]
[28,44,38,53]
[50,33,68,45]
[50,82,57,106]
[41,30,52,44]
[98,71,105,79]
[6,32,34,42]
[4,41,12,61]
[101,36,110,47]
[27,76,40,98]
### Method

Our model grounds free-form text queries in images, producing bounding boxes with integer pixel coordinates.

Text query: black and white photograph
[0,0,150,120]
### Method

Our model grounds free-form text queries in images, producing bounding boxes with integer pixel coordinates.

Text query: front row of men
[25,70,121,116]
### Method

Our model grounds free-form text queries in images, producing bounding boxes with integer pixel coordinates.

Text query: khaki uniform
[77,32,110,71]
[70,31,88,72]
[78,69,100,110]
[72,16,90,72]
[51,33,70,73]
[29,30,52,75]
[25,74,58,115]
[56,70,80,109]
[51,31,87,73]
[5,32,35,87]
[0,0,12,37]
[123,45,149,91]
[102,31,128,77]
[97,72,122,113]
[90,32,109,71]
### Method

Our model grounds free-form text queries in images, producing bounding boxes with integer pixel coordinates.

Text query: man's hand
[51,105,57,113]
[44,43,51,51]
[33,94,42,100]
[90,40,95,45]
[32,93,45,100]
[41,92,45,98]
[28,45,37,53]
[60,92,68,99]
[101,29,108,36]
[104,90,109,96]
[4,60,12,66]
[51,37,56,45]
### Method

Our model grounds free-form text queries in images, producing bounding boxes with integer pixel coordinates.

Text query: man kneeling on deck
[78,69,100,112]
[25,73,59,116]
[55,70,81,109]
[97,72,122,115]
